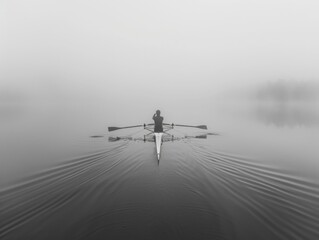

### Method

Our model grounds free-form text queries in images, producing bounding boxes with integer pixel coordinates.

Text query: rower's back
[152,110,163,133]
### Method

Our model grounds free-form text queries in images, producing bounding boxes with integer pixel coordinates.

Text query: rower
[152,110,163,133]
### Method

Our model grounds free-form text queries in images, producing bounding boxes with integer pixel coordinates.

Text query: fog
[1,0,319,129]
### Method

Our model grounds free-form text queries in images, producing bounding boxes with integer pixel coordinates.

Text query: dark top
[152,115,164,132]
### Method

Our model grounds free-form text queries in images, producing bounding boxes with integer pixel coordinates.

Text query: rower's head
[156,110,161,116]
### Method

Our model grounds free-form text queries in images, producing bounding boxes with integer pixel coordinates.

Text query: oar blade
[108,127,120,132]
[174,124,208,130]
[195,134,207,139]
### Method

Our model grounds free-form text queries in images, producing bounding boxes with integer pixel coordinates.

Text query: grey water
[1,81,319,240]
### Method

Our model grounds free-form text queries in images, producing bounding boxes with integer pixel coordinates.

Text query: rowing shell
[108,123,208,160]
[154,132,163,160]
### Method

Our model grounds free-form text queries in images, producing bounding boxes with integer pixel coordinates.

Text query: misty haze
[1,1,319,240]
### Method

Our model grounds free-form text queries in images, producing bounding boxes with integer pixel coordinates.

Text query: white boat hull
[154,133,163,160]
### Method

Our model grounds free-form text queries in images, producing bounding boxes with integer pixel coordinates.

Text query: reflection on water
[1,135,318,240]
[254,102,319,127]
[252,80,319,127]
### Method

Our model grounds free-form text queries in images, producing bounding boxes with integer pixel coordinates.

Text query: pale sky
[1,0,319,126]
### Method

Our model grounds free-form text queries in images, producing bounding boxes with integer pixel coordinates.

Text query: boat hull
[154,133,163,160]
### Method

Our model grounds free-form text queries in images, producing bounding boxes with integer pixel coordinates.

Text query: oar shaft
[108,125,144,132]
[108,123,207,131]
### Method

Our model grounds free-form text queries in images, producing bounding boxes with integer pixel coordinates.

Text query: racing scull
[108,123,207,160]
[154,132,163,160]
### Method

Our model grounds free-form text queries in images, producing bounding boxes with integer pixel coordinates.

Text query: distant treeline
[256,80,318,102]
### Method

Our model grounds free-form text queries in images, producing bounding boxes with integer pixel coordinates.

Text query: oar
[108,125,144,132]
[173,124,207,130]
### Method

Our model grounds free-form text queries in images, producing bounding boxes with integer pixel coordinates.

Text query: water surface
[1,114,319,240]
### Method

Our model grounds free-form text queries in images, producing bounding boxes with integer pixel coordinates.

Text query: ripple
[190,142,319,240]
[1,138,318,240]
[0,142,128,239]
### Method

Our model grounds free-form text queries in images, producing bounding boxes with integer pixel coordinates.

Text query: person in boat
[152,110,163,133]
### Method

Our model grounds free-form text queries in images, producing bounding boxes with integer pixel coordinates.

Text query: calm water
[1,106,319,240]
